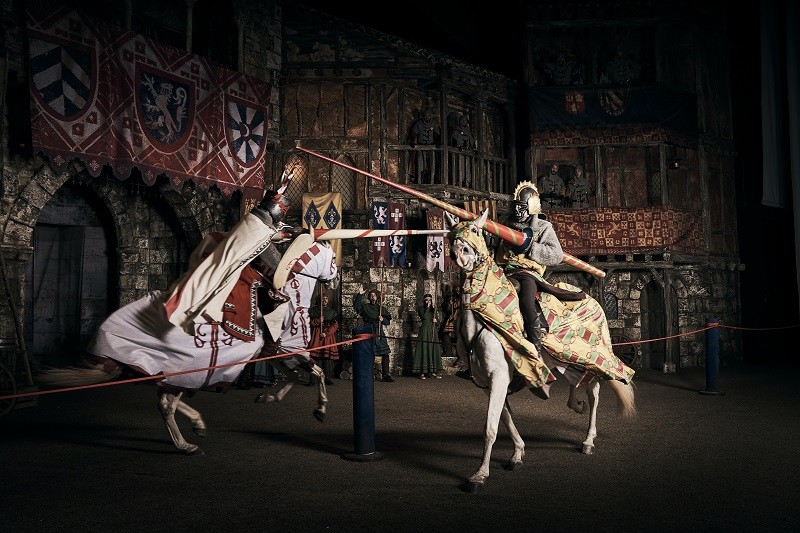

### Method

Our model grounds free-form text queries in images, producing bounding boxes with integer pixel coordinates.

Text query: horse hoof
[184,446,204,456]
[504,461,521,471]
[461,481,484,494]
[582,444,595,455]
[255,393,276,404]
[313,409,325,423]
[193,428,207,437]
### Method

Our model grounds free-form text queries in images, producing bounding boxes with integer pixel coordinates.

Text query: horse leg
[175,398,207,437]
[309,364,328,422]
[581,381,601,455]
[567,385,587,414]
[465,385,508,493]
[499,398,525,471]
[255,368,298,404]
[157,390,203,456]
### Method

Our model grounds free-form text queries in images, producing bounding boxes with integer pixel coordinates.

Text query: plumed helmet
[257,191,291,222]
[513,180,542,215]
[256,167,295,223]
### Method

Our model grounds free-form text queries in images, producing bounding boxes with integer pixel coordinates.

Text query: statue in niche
[538,163,567,208]
[407,108,440,183]
[602,46,641,84]
[567,164,592,208]
[449,113,473,150]
[543,51,580,86]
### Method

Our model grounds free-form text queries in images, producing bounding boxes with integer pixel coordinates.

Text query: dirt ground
[1,364,798,532]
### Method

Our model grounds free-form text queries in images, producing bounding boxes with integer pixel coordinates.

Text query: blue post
[699,316,725,396]
[342,331,384,461]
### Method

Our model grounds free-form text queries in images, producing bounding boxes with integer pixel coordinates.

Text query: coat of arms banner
[425,208,451,272]
[387,201,406,268]
[302,192,342,266]
[26,5,270,205]
[371,201,389,267]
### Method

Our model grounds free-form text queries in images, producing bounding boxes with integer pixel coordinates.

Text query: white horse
[36,235,338,456]
[446,210,636,492]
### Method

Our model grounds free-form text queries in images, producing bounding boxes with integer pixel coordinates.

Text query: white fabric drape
[786,1,800,314]
[760,0,787,208]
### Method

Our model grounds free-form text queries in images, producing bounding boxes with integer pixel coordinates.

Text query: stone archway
[3,157,222,371]
[24,182,117,368]
[641,279,666,370]
[635,270,691,371]
[634,271,665,370]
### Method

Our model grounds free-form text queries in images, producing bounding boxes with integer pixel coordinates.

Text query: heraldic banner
[426,208,450,272]
[528,85,697,132]
[26,4,270,206]
[371,201,388,267]
[302,192,342,266]
[387,201,406,268]
[547,206,704,255]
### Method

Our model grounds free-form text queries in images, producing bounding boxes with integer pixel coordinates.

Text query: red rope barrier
[5,320,800,402]
[0,333,374,401]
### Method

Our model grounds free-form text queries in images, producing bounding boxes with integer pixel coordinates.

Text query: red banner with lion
[26,3,270,206]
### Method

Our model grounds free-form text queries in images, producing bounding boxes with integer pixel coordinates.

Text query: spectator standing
[353,284,394,382]
[413,293,442,379]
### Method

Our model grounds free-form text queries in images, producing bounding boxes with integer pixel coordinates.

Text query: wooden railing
[390,145,512,195]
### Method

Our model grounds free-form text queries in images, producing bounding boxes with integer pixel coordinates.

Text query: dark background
[298,0,798,363]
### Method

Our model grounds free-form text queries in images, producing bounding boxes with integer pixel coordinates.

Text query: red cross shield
[565,91,585,115]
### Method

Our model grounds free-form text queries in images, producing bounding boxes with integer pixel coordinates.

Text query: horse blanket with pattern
[452,220,634,388]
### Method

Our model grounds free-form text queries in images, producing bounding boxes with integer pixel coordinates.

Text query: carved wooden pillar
[505,100,516,194]
[124,0,132,30]
[185,0,198,52]
[0,244,34,386]
[234,9,245,72]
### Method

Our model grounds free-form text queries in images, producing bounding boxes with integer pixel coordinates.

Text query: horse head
[445,209,491,273]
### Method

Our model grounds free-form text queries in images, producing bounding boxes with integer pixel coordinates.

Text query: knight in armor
[495,181,587,399]
[164,167,299,335]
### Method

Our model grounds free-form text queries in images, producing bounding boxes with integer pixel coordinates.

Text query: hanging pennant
[426,208,451,272]
[303,192,342,266]
[371,201,389,267]
[387,201,407,268]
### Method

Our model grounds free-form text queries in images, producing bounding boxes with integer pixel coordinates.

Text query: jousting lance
[310,228,449,240]
[296,145,605,278]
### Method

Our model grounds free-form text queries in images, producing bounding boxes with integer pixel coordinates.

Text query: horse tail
[606,379,637,418]
[36,360,123,389]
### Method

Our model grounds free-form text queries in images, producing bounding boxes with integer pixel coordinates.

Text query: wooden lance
[310,228,448,240]
[296,145,605,278]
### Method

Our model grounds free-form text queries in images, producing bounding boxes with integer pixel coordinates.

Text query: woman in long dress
[412,294,442,379]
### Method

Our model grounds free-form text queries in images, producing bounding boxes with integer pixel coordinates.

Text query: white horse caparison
[36,238,338,456]
[447,210,636,492]
[254,238,340,419]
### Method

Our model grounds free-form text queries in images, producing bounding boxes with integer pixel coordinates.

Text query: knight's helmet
[257,169,294,223]
[512,180,542,217]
